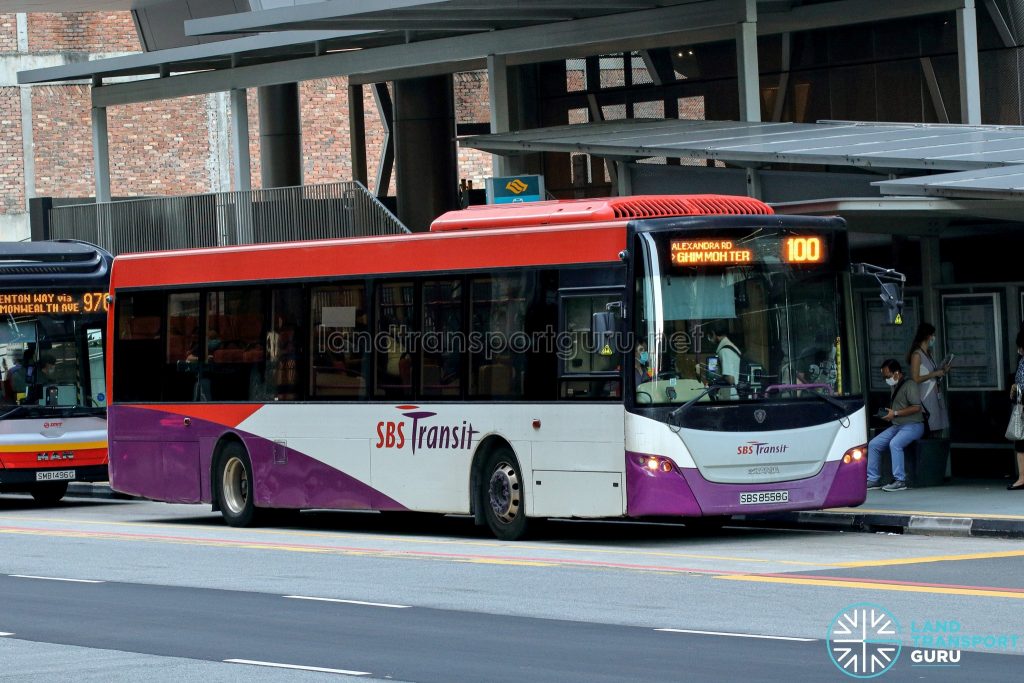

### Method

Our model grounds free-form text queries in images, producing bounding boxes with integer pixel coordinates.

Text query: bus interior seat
[478,363,514,396]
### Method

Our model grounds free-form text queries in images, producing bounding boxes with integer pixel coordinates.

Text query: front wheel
[30,481,68,505]
[480,447,529,541]
[216,442,263,527]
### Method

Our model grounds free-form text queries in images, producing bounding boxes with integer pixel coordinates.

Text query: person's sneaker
[866,480,882,490]
[882,480,908,492]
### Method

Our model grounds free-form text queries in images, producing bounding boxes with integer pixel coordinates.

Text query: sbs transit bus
[0,241,111,503]
[107,195,868,539]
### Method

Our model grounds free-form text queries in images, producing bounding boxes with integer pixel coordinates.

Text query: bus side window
[421,279,462,398]
[311,283,368,399]
[165,292,200,402]
[114,292,165,402]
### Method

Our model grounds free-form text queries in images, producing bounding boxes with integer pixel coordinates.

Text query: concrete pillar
[736,0,760,122]
[258,83,302,188]
[957,0,982,124]
[488,54,511,177]
[348,82,368,187]
[230,88,252,192]
[393,75,458,232]
[91,104,111,204]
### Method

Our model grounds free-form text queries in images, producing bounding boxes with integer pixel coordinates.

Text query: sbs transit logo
[375,405,479,455]
[827,603,902,678]
[737,441,790,456]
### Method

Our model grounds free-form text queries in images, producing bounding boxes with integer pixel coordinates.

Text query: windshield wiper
[765,384,851,427]
[668,383,745,420]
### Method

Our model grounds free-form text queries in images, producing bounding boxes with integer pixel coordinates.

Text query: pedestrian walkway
[745,479,1024,539]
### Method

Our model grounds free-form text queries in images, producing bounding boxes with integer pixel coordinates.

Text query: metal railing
[48,181,409,255]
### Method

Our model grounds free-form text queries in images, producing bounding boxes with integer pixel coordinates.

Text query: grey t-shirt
[891,379,924,425]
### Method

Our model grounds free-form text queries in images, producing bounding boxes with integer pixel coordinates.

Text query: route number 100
[784,237,823,263]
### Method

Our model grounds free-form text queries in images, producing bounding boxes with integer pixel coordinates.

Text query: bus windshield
[634,225,849,404]
[1,312,106,415]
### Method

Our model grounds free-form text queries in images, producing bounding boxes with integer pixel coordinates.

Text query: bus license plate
[36,470,75,482]
[740,490,789,505]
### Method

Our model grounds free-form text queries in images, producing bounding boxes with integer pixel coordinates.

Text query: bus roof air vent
[430,195,773,232]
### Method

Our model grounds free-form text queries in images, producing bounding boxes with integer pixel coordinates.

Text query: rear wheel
[30,481,68,505]
[480,447,529,541]
[216,442,263,527]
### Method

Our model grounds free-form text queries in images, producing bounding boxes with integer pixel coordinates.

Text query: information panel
[865,297,919,392]
[942,293,1002,391]
[0,291,108,316]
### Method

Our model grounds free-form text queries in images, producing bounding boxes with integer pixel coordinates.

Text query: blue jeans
[868,423,926,483]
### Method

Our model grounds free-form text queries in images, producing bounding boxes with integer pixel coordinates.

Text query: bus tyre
[216,443,263,527]
[30,481,68,505]
[481,447,529,541]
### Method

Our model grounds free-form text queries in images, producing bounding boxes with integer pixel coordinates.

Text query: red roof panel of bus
[430,195,773,232]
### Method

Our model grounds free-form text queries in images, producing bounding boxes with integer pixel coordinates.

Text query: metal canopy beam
[86,3,747,107]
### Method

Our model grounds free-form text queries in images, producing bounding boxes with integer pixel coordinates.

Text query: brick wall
[27,12,139,53]
[32,85,91,198]
[301,77,352,185]
[0,88,24,212]
[0,15,17,53]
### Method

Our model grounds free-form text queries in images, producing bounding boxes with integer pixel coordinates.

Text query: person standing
[867,359,926,492]
[710,326,741,399]
[908,322,949,433]
[1008,331,1024,490]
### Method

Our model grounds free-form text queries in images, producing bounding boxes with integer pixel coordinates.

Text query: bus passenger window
[311,284,368,399]
[375,282,415,400]
[262,288,303,401]
[204,289,264,401]
[114,292,164,402]
[422,280,462,398]
[164,292,200,402]
[470,275,528,399]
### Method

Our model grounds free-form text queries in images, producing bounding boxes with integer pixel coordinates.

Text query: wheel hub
[222,456,249,515]
[488,462,520,524]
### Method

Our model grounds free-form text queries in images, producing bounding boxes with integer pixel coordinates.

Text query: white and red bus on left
[0,240,111,504]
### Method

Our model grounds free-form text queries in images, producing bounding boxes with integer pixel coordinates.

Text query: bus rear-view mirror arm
[852,263,907,325]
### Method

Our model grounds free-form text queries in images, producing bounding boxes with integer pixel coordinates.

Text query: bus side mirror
[592,311,616,338]
[880,282,903,325]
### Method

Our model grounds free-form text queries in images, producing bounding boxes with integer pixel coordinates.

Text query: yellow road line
[717,574,1024,600]
[832,506,1024,521]
[836,549,1024,568]
[0,514,830,567]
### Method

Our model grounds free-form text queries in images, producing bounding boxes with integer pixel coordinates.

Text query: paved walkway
[746,479,1024,538]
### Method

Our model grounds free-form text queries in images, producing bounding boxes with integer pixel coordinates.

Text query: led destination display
[670,235,826,267]
[0,291,108,316]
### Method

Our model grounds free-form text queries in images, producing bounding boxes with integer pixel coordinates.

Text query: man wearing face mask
[635,343,653,386]
[867,359,926,492]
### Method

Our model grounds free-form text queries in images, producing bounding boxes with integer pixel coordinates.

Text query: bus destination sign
[670,235,825,267]
[0,291,108,315]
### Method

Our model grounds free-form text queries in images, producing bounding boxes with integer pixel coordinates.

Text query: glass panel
[375,282,415,399]
[261,288,303,401]
[422,279,462,397]
[113,292,164,402]
[86,327,106,407]
[164,292,201,402]
[470,275,528,398]
[635,229,846,404]
[203,289,264,401]
[311,284,368,399]
[563,294,620,375]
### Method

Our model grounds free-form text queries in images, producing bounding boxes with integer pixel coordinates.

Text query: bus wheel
[30,481,68,505]
[216,443,262,527]
[481,447,528,541]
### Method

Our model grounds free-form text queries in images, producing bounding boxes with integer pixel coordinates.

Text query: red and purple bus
[107,195,867,539]
[0,240,111,504]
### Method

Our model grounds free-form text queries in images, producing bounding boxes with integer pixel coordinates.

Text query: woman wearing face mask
[908,322,949,433]
[1008,331,1024,490]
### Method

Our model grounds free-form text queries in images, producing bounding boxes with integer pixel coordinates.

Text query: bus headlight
[842,445,866,464]
[637,455,674,473]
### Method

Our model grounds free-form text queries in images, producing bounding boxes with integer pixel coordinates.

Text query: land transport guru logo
[375,405,479,454]
[827,603,902,678]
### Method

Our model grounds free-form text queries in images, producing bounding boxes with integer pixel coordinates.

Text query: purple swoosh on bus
[109,405,407,511]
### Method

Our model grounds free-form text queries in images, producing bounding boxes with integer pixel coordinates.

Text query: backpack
[719,343,756,396]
